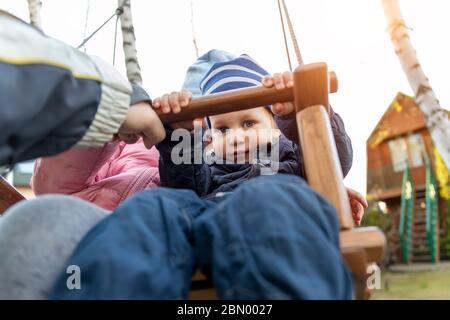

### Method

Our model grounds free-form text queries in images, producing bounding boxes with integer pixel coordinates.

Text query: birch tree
[383,0,450,168]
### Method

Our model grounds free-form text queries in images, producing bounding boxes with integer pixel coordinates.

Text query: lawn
[371,270,450,299]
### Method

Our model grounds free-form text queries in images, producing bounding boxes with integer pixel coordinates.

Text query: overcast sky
[2,0,449,193]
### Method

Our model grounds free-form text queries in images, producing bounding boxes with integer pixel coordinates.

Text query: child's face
[209,107,280,162]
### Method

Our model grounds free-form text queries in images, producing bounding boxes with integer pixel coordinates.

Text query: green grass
[371,270,450,300]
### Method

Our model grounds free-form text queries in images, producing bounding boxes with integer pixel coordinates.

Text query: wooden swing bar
[157,67,337,124]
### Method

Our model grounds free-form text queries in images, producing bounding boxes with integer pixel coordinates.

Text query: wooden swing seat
[156,62,386,300]
[0,62,386,300]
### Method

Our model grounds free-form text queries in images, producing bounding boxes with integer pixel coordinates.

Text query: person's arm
[0,12,164,165]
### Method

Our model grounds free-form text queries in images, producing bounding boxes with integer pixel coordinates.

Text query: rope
[277,0,292,71]
[81,0,90,52]
[77,7,124,49]
[190,0,200,58]
[280,0,304,66]
[113,13,120,66]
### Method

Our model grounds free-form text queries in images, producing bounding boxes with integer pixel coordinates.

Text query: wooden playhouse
[366,92,450,264]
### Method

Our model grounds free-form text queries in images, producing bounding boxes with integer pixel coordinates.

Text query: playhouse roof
[367,92,449,149]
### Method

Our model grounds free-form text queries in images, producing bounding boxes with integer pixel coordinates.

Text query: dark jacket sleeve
[156,128,212,196]
[0,62,101,165]
[0,12,151,166]
[274,106,353,177]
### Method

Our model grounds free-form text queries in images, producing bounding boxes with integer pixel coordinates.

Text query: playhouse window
[388,134,426,172]
[388,137,408,172]
[407,134,427,168]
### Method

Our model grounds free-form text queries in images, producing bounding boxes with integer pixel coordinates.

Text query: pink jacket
[31,139,160,211]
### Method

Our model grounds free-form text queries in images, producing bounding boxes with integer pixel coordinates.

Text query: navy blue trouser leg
[51,175,353,299]
[193,174,354,299]
[51,188,208,299]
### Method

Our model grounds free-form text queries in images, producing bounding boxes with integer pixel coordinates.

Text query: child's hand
[153,90,192,114]
[262,72,295,116]
[117,102,166,149]
[152,90,198,129]
[346,187,368,226]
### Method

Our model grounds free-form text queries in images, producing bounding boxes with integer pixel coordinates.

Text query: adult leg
[51,188,209,299]
[194,174,353,299]
[0,195,108,299]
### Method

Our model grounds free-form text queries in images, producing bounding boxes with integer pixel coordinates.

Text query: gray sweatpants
[0,195,107,299]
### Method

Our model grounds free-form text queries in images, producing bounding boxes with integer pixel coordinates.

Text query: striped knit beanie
[200,54,270,127]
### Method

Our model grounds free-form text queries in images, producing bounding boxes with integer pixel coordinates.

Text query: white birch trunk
[27,0,42,30]
[383,0,450,168]
[118,0,142,85]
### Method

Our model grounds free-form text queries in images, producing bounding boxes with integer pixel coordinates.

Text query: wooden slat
[292,63,353,229]
[340,227,387,262]
[189,288,217,300]
[192,270,207,281]
[190,270,217,299]
[0,176,26,215]
[341,247,368,300]
[296,105,354,229]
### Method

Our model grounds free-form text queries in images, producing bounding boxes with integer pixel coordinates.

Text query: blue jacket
[157,107,353,198]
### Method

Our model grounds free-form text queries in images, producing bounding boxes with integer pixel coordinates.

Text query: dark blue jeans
[51,174,353,299]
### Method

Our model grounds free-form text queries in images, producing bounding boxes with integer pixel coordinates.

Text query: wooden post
[292,62,330,113]
[293,63,354,229]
